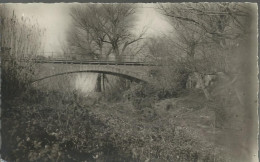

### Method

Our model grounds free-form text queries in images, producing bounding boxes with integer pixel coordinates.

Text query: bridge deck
[33,59,157,66]
[3,58,160,83]
[3,58,157,66]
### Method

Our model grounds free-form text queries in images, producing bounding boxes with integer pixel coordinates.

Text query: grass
[2,83,239,162]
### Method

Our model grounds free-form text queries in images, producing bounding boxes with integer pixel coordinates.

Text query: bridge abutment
[95,74,102,92]
[95,73,106,92]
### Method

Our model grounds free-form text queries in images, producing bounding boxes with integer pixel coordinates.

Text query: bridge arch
[31,70,150,84]
[33,62,156,86]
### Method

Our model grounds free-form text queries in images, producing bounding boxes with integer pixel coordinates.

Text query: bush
[1,6,44,100]
[123,82,183,111]
[2,88,135,161]
[2,85,231,162]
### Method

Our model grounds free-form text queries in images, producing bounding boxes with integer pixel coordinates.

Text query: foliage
[2,88,230,161]
[144,36,191,94]
[0,5,44,99]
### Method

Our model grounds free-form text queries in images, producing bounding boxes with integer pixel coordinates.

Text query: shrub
[1,6,44,100]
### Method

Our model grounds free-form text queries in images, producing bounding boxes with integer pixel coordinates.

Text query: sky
[7,3,72,55]
[6,3,172,56]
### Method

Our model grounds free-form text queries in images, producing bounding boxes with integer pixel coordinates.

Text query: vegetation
[156,3,257,100]
[1,3,258,162]
[1,5,44,100]
[3,86,228,161]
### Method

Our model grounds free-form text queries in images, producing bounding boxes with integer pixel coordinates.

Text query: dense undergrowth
[2,82,237,162]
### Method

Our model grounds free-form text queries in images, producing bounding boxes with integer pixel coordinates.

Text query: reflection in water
[74,73,98,95]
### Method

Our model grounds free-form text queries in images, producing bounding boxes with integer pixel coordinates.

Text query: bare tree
[158,3,251,44]
[69,4,146,61]
[68,4,147,92]
[157,3,255,100]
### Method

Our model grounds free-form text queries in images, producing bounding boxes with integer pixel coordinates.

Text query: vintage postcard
[0,2,258,162]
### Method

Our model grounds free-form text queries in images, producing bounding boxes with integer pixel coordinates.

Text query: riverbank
[1,86,248,161]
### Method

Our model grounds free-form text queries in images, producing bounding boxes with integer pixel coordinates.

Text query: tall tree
[69,4,146,61]
[68,4,146,92]
[158,3,253,70]
[157,3,255,100]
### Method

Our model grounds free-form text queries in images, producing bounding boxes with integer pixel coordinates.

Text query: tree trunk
[113,43,121,62]
[115,49,121,62]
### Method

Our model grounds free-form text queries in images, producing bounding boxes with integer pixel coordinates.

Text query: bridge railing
[7,54,156,65]
[2,53,161,66]
[46,55,148,63]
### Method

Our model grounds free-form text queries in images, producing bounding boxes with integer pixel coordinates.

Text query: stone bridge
[33,60,159,84]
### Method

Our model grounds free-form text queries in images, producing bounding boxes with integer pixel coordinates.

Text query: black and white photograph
[0,3,258,162]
